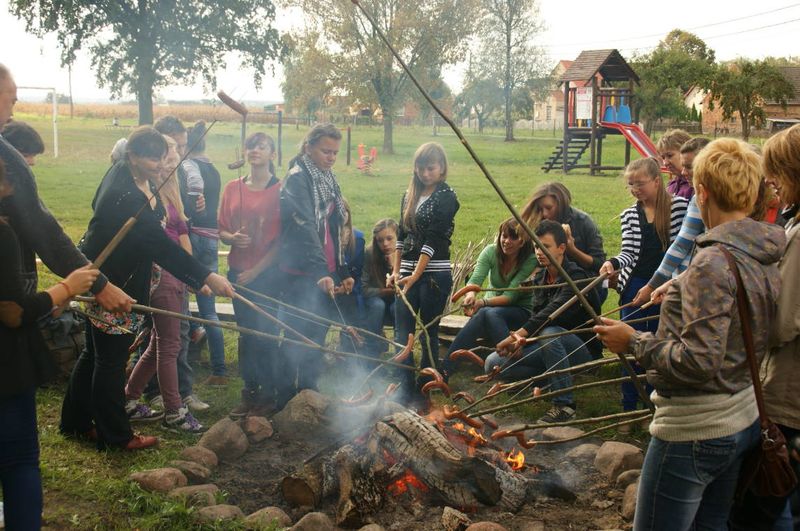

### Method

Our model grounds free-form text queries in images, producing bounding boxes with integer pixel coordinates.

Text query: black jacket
[81,162,210,305]
[397,181,459,271]
[192,159,221,229]
[561,206,606,274]
[522,259,601,343]
[361,247,392,300]
[0,222,58,397]
[0,135,108,296]
[279,156,350,282]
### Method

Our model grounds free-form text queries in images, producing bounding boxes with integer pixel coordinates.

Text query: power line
[540,1,800,50]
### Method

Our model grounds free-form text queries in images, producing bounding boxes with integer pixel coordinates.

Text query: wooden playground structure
[542,49,660,175]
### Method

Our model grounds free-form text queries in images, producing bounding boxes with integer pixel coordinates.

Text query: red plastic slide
[599,122,660,159]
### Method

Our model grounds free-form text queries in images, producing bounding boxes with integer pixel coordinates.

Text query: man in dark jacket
[0,63,133,310]
[486,220,601,423]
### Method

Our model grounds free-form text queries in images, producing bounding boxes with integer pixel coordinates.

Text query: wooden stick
[74,296,416,371]
[233,292,316,347]
[531,414,651,445]
[523,315,658,344]
[350,0,654,414]
[496,409,650,433]
[467,375,647,418]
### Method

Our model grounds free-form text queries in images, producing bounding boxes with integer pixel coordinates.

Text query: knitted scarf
[302,153,347,224]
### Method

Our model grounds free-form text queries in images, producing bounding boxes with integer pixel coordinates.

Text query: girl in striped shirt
[600,158,688,415]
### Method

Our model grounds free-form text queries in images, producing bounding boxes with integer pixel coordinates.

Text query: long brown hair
[495,218,533,280]
[520,181,572,227]
[340,199,355,256]
[402,142,448,231]
[624,158,671,250]
[158,135,188,222]
[764,124,800,222]
[367,218,399,285]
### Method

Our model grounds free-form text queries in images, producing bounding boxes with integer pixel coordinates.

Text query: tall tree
[477,0,546,141]
[11,1,284,124]
[282,33,335,123]
[632,30,715,133]
[289,0,478,154]
[456,78,503,132]
[708,59,795,140]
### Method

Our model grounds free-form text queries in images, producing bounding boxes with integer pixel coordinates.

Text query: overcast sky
[2,0,799,103]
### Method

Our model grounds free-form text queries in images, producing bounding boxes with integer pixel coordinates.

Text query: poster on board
[575,87,593,121]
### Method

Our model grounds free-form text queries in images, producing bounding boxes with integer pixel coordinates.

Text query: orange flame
[388,469,429,496]
[504,449,526,471]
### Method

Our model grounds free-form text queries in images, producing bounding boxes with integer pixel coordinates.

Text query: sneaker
[149,395,164,409]
[190,326,207,344]
[537,405,576,424]
[183,395,210,412]
[163,407,206,434]
[125,400,164,422]
[203,375,229,387]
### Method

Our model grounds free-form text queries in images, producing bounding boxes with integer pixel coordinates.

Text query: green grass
[10,113,653,528]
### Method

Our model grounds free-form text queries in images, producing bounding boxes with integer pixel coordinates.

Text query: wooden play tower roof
[559,49,639,85]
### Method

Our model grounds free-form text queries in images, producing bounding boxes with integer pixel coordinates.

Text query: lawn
[9,112,651,529]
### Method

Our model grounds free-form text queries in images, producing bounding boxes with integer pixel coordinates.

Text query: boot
[229,389,257,419]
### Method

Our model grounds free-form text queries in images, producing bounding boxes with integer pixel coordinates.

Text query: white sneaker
[149,395,164,409]
[125,399,164,422]
[183,394,210,412]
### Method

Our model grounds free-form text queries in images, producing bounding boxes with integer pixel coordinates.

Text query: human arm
[645,197,704,290]
[598,250,736,387]
[217,182,252,247]
[236,240,279,286]
[608,207,639,273]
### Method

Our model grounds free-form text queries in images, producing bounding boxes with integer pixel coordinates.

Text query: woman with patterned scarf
[275,124,354,408]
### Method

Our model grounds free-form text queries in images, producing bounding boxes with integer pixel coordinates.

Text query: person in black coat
[59,127,234,451]
[0,158,100,530]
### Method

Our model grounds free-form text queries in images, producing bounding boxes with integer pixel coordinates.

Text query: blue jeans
[634,419,760,531]
[394,271,453,400]
[442,306,529,379]
[362,295,395,358]
[484,326,592,407]
[0,389,42,530]
[228,269,280,402]
[275,275,338,407]
[190,233,225,375]
[620,276,658,411]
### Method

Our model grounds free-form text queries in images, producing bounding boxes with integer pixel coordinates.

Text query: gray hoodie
[629,217,785,397]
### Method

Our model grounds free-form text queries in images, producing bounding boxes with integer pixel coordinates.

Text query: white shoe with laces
[183,394,210,412]
[163,406,206,434]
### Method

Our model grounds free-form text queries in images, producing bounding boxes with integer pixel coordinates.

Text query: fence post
[277,110,283,168]
[346,126,352,166]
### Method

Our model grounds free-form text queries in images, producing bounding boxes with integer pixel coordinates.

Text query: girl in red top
[218,132,281,417]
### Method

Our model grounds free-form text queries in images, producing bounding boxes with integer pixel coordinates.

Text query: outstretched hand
[593,317,636,354]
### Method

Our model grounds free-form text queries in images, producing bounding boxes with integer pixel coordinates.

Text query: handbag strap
[717,244,770,429]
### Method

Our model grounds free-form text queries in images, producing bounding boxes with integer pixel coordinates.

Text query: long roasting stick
[74,297,415,371]
[349,0,653,414]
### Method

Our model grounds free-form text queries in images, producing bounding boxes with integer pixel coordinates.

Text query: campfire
[279,393,574,528]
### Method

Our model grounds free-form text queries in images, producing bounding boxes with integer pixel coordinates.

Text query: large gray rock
[129,468,187,493]
[594,441,644,481]
[442,506,472,531]
[199,417,249,461]
[168,460,211,484]
[540,426,585,441]
[245,506,292,529]
[241,416,274,443]
[273,390,332,428]
[616,469,641,490]
[196,504,245,523]
[290,511,334,531]
[622,481,639,521]
[566,443,601,461]
[180,445,218,469]
[168,484,219,507]
[359,525,386,531]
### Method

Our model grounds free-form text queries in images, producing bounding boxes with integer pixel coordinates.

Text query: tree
[289,0,478,154]
[632,30,715,133]
[282,33,335,123]
[476,0,547,141]
[11,1,284,124]
[708,59,795,140]
[456,78,503,132]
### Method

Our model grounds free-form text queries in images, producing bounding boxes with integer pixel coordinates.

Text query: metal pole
[346,126,352,166]
[277,110,283,168]
[51,88,58,158]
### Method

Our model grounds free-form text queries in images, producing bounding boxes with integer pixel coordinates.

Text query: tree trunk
[137,84,154,125]
[741,112,750,141]
[504,20,514,142]
[382,111,394,154]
